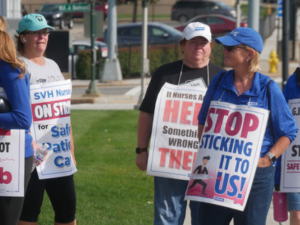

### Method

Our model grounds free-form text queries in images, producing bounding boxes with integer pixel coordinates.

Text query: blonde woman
[197,27,297,225]
[0,15,33,225]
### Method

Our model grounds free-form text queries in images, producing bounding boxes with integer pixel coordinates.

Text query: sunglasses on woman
[23,31,50,36]
[222,45,246,52]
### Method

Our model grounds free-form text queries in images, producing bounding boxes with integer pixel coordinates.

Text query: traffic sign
[58,4,89,12]
[277,0,282,17]
[277,6,282,17]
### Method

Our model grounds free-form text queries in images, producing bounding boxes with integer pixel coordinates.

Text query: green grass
[38,110,154,224]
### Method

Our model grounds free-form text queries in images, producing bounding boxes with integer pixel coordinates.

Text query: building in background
[0,0,22,17]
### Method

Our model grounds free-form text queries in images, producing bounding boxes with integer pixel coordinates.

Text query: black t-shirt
[140,60,224,114]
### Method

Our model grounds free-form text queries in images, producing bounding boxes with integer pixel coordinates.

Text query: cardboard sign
[280,99,300,192]
[147,83,207,180]
[185,101,269,211]
[0,88,25,197]
[30,80,77,179]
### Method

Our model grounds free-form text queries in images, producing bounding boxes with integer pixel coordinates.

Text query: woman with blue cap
[15,14,77,225]
[0,15,33,225]
[196,27,298,224]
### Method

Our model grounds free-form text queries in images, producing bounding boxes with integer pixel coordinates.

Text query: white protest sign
[185,101,269,211]
[0,88,25,197]
[280,99,300,192]
[147,83,207,180]
[30,80,77,179]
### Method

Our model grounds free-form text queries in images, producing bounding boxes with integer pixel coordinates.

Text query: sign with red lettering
[0,129,25,197]
[0,88,25,197]
[30,80,77,180]
[185,101,269,211]
[147,83,207,180]
[281,99,300,192]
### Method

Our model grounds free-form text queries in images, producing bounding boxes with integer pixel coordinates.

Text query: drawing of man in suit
[188,155,210,195]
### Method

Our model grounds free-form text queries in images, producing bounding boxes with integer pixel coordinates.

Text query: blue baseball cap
[215,27,263,53]
[17,14,54,34]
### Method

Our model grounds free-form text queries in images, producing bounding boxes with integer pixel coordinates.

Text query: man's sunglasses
[222,45,246,52]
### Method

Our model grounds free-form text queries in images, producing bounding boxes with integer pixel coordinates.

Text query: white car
[69,41,108,79]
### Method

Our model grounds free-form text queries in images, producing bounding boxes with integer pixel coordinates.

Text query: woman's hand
[31,140,47,167]
[257,155,272,168]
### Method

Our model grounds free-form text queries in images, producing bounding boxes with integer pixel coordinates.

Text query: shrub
[118,43,224,78]
[75,50,91,79]
[75,44,224,79]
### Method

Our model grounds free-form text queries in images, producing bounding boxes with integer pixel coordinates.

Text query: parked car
[69,41,108,78]
[71,0,108,20]
[175,14,248,37]
[98,22,183,48]
[171,0,238,23]
[37,4,73,29]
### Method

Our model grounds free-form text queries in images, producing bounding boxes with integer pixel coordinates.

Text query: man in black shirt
[135,22,224,225]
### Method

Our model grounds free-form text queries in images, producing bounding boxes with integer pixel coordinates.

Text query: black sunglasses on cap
[222,45,246,52]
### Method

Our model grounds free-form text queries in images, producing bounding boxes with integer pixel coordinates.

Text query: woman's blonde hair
[0,15,26,78]
[244,45,260,72]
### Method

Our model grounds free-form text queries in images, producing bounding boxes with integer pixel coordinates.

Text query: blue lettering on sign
[54,156,64,167]
[54,156,71,168]
[214,196,224,202]
[34,90,54,100]
[51,123,71,138]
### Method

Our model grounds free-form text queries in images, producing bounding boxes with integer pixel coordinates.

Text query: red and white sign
[0,88,25,197]
[147,83,207,180]
[281,99,300,192]
[185,101,269,211]
[30,80,77,179]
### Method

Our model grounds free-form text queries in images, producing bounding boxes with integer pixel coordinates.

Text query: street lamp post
[135,0,149,109]
[86,0,100,95]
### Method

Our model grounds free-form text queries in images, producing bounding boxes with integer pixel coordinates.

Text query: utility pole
[282,0,289,89]
[134,0,149,109]
[102,0,122,82]
[290,0,297,60]
[236,0,241,28]
[247,0,260,31]
[86,0,100,95]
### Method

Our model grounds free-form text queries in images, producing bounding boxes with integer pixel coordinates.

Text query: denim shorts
[287,193,300,211]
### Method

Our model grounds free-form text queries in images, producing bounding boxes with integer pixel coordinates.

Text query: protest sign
[147,83,207,180]
[185,101,269,211]
[280,99,300,192]
[0,88,25,197]
[30,80,77,179]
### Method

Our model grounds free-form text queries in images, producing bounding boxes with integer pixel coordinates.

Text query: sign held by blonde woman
[185,101,269,211]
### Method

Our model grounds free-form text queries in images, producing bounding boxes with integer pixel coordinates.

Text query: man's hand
[136,152,148,171]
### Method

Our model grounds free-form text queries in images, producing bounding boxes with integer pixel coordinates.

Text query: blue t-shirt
[276,72,300,185]
[198,70,298,157]
[283,72,300,101]
[0,60,33,158]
